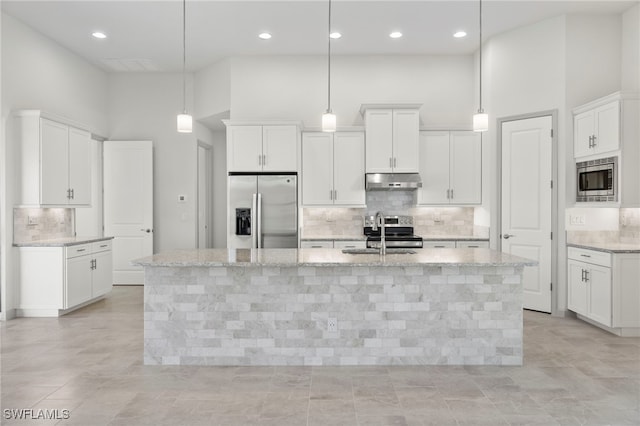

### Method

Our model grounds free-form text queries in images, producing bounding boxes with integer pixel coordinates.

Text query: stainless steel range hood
[365,173,422,190]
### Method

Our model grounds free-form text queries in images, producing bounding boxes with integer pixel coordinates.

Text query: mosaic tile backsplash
[13,208,74,244]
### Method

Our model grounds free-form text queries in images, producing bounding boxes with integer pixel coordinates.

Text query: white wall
[0,12,109,318]
[229,55,475,129]
[622,4,640,92]
[108,73,201,252]
[209,130,227,248]
[195,58,231,120]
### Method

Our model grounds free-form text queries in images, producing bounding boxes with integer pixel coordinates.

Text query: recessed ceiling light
[92,32,107,39]
[389,31,403,39]
[258,32,272,40]
[453,31,467,38]
[330,32,342,39]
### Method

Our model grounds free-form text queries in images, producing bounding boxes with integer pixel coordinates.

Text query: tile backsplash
[301,208,365,237]
[365,191,416,215]
[565,208,640,244]
[13,208,74,244]
[620,208,640,241]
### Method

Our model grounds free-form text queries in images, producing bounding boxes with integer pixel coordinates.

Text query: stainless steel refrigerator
[228,173,298,248]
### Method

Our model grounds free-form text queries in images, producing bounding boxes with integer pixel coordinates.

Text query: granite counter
[135,248,535,367]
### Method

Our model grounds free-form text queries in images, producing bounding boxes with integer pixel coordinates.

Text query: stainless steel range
[364,215,423,249]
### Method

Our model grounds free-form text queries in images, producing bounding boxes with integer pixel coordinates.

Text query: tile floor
[1,286,639,426]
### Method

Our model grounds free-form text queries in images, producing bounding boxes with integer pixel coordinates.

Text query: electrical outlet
[327,318,337,332]
[27,216,38,225]
[577,215,586,225]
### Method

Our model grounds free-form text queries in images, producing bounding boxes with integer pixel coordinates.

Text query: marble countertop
[567,242,640,254]
[300,235,366,241]
[300,235,488,241]
[133,248,537,267]
[13,236,114,247]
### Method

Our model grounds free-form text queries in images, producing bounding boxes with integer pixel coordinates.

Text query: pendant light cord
[478,0,483,112]
[327,0,332,113]
[182,0,187,113]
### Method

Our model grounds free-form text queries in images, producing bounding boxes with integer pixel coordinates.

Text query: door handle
[251,194,258,248]
[502,234,515,239]
[140,229,152,233]
[257,193,263,249]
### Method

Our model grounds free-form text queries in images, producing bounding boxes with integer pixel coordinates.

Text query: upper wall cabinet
[418,131,482,205]
[302,131,365,207]
[574,100,619,158]
[573,92,640,207]
[361,105,420,173]
[14,110,91,207]
[225,123,299,172]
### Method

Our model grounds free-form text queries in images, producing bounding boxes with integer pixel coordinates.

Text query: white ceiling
[2,0,636,73]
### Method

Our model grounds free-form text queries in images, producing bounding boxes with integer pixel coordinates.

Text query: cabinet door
[574,111,594,158]
[302,133,333,205]
[227,126,263,172]
[300,240,333,248]
[423,241,456,248]
[587,264,612,327]
[456,241,489,248]
[567,260,588,316]
[68,127,91,206]
[40,118,70,205]
[418,132,450,204]
[92,251,113,297]
[392,109,419,173]
[450,132,482,204]
[594,101,620,155]
[262,125,298,172]
[65,255,93,309]
[334,132,365,206]
[333,240,366,249]
[365,110,393,172]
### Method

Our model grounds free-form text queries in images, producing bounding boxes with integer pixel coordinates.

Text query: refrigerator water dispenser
[235,208,251,235]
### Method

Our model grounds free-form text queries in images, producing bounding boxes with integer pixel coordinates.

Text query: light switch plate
[177,194,187,203]
[27,216,38,225]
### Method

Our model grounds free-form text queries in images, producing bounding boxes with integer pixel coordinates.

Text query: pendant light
[177,0,192,133]
[473,0,488,132]
[321,0,336,132]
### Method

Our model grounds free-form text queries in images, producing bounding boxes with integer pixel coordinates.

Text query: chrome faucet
[372,211,386,255]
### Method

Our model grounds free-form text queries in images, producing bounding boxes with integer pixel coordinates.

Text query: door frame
[197,141,213,248]
[497,110,558,315]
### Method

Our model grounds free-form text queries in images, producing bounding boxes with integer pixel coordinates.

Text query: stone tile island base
[141,250,528,366]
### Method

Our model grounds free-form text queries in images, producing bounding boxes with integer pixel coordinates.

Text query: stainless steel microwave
[576,156,617,202]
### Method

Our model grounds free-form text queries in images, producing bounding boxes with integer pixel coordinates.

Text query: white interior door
[104,141,153,285]
[501,116,553,313]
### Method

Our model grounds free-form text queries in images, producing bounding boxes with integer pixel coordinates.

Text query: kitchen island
[135,248,536,366]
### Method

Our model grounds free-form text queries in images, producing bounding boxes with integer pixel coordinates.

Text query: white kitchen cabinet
[18,240,113,317]
[15,111,92,206]
[300,240,366,249]
[567,246,639,335]
[572,92,640,207]
[418,131,482,205]
[300,240,333,249]
[423,241,456,248]
[456,241,489,249]
[226,124,298,172]
[363,107,420,173]
[302,131,365,206]
[574,101,619,158]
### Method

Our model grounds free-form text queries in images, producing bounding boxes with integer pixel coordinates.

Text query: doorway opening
[197,141,213,248]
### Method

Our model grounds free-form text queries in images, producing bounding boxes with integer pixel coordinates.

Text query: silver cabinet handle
[262,154,266,166]
[580,254,591,258]
[70,189,74,200]
[584,270,589,282]
[592,135,597,147]
[581,269,585,282]
[446,189,450,199]
[450,189,454,199]
[77,248,86,252]
[394,157,397,168]
[258,155,262,166]
[389,157,393,168]
[140,229,152,233]
[329,190,333,200]
[503,234,515,239]
[334,190,337,200]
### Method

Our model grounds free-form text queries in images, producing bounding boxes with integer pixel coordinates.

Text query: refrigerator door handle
[251,193,258,248]
[256,193,263,248]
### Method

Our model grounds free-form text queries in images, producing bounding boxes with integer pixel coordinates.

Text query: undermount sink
[341,248,417,255]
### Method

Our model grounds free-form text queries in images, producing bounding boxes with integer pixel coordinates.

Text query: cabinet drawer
[333,240,366,249]
[568,247,611,267]
[92,240,112,253]
[423,241,456,248]
[66,243,92,259]
[300,240,333,249]
[456,241,489,249]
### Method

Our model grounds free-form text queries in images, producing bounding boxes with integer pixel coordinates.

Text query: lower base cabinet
[18,240,113,317]
[300,240,366,249]
[423,240,489,249]
[568,246,639,335]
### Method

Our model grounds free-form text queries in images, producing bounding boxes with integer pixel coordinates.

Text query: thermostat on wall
[178,194,187,203]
